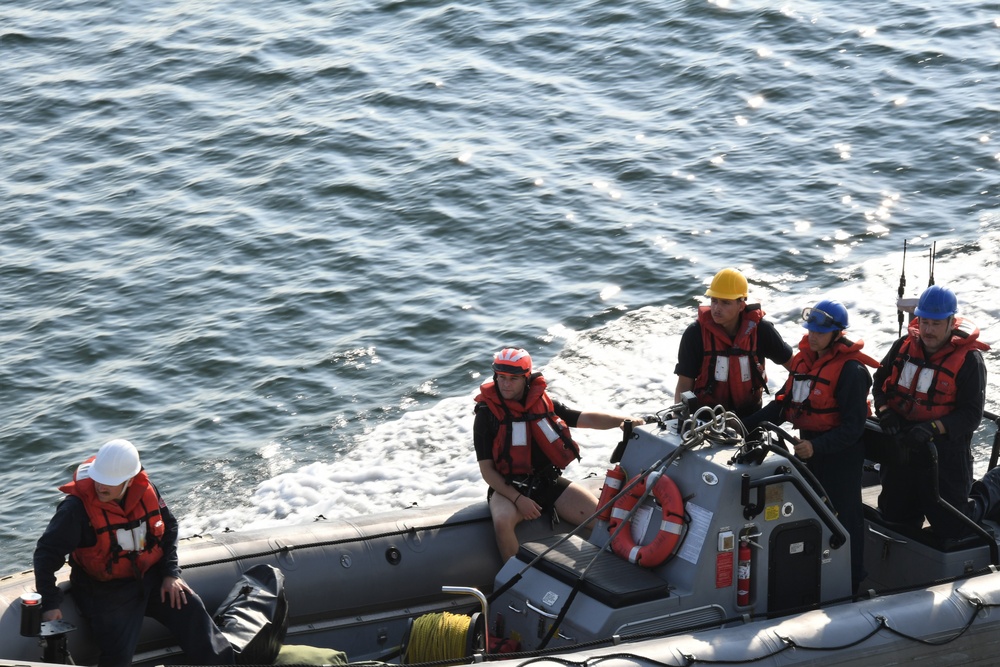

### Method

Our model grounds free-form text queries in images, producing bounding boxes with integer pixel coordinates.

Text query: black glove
[908,421,935,449]
[878,409,901,436]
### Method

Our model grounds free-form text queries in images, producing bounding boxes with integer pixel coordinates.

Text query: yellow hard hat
[705,268,748,300]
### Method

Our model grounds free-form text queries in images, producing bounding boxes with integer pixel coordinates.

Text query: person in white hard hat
[32,439,234,666]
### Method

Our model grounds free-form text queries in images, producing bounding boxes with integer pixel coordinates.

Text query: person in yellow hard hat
[33,439,234,666]
[474,348,644,562]
[673,268,794,418]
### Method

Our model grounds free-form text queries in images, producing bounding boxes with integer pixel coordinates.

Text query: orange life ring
[608,472,684,567]
[596,464,627,522]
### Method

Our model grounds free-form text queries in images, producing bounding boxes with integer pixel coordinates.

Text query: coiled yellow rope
[406,612,472,664]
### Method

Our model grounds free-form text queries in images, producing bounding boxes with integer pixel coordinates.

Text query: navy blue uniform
[33,485,233,667]
[873,336,988,538]
[744,359,872,591]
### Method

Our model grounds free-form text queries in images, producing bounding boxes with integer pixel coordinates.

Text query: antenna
[897,240,907,337]
[928,241,936,287]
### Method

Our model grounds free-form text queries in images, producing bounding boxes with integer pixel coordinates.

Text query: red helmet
[492,348,532,376]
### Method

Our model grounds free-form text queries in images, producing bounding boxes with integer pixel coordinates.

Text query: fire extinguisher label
[715,551,734,588]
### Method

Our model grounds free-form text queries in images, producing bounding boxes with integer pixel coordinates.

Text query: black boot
[970,467,1000,522]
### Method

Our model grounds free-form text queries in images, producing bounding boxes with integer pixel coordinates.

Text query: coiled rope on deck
[406,612,472,664]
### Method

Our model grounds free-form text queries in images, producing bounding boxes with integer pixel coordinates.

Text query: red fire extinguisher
[737,537,751,606]
[596,465,626,522]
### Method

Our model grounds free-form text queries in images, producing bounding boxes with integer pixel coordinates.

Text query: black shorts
[488,475,570,513]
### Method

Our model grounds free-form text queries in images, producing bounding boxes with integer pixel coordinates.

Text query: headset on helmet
[705,268,749,301]
[492,348,532,376]
[89,439,142,486]
[802,299,849,333]
[914,285,958,320]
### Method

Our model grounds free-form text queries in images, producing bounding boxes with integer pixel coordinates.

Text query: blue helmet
[802,299,848,333]
[914,285,958,320]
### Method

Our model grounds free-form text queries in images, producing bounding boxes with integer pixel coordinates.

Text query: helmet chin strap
[815,330,843,355]
[113,477,133,501]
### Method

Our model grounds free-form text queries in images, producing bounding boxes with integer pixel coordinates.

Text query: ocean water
[1,0,997,573]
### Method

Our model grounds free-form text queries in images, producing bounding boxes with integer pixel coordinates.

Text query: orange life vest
[694,305,768,414]
[882,317,990,421]
[59,459,166,581]
[776,335,879,432]
[475,374,580,476]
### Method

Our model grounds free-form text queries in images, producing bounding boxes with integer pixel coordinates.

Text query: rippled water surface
[1,0,997,571]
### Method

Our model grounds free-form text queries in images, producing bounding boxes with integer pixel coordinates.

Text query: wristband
[514,493,522,505]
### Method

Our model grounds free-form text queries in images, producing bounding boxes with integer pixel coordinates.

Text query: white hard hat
[89,439,142,486]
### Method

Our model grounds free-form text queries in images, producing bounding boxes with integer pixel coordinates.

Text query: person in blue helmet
[874,285,990,539]
[743,300,879,592]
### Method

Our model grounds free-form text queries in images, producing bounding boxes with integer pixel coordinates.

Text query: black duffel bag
[213,564,289,664]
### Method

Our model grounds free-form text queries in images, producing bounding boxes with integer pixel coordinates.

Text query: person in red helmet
[874,285,990,538]
[674,268,794,418]
[474,348,644,562]
[33,439,234,667]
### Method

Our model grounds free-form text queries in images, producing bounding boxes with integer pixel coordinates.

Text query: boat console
[491,402,855,652]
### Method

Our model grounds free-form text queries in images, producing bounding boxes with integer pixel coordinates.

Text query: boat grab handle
[525,599,559,619]
[866,526,907,544]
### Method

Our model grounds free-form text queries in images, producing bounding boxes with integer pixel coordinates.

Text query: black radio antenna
[897,240,907,337]
[928,241,936,287]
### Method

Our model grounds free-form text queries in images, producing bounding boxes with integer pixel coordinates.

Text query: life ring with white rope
[608,472,685,567]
